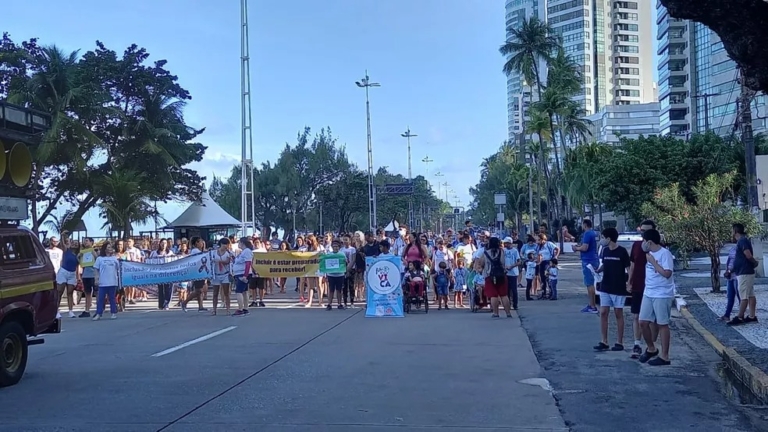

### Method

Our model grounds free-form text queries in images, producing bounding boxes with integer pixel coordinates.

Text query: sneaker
[242,309,250,315]
[181,303,187,312]
[726,317,745,326]
[325,304,332,311]
[56,311,62,319]
[249,301,258,307]
[92,315,101,321]
[631,345,642,359]
[110,313,117,320]
[232,310,245,316]
[198,308,208,312]
[580,305,593,313]
[593,342,610,351]
[68,311,76,318]
[79,311,91,318]
[129,300,136,305]
[337,304,345,310]
[744,316,759,324]
[258,301,266,307]
[611,343,625,352]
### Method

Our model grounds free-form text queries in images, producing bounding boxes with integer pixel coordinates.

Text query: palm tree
[97,169,154,238]
[525,109,553,227]
[500,17,560,99]
[560,101,593,146]
[8,46,102,232]
[563,142,613,225]
[43,210,80,236]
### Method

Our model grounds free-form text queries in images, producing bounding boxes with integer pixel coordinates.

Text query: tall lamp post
[401,128,417,229]
[434,171,444,198]
[356,71,381,231]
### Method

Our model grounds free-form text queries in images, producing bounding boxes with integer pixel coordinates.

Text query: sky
[5,0,508,235]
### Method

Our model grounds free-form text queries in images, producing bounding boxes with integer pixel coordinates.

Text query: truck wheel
[0,321,28,387]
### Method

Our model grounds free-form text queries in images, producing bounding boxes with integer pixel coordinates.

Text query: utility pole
[692,92,720,132]
[240,0,256,237]
[739,75,759,211]
[356,71,381,231]
[401,128,417,229]
[435,172,444,198]
[422,155,433,188]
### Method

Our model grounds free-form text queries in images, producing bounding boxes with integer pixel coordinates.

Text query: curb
[680,307,768,404]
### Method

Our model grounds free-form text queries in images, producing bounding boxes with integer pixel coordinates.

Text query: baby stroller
[403,278,429,314]
[468,271,490,313]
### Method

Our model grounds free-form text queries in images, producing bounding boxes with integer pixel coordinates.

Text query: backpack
[485,250,506,284]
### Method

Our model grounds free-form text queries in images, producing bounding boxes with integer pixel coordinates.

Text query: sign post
[494,193,507,233]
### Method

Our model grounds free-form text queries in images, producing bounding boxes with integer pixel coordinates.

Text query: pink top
[404,245,423,264]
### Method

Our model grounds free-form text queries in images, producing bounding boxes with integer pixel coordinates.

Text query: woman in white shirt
[211,238,234,315]
[232,238,255,316]
[93,241,120,320]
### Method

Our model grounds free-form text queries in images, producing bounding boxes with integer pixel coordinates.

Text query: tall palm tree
[8,45,102,232]
[43,210,79,236]
[561,101,593,146]
[525,108,553,227]
[97,169,154,238]
[500,17,560,99]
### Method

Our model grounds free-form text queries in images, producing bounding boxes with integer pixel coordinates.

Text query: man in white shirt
[455,233,476,269]
[637,229,675,366]
[392,228,407,258]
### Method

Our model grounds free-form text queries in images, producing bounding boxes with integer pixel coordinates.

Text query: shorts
[328,276,344,292]
[598,292,625,309]
[484,276,509,298]
[234,276,249,293]
[191,280,205,291]
[56,268,77,286]
[82,277,96,294]
[436,284,449,296]
[581,260,598,287]
[211,274,230,286]
[737,273,756,298]
[630,290,643,314]
[454,283,468,293]
[638,295,674,326]
[249,277,266,290]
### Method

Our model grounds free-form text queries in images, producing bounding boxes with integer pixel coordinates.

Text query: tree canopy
[1,32,206,237]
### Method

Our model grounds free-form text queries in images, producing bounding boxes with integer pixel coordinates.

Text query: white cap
[503,237,513,244]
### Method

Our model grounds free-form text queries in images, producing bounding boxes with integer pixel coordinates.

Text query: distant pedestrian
[727,223,759,326]
[720,243,740,321]
[628,220,658,358]
[547,258,559,301]
[573,219,599,314]
[638,229,675,366]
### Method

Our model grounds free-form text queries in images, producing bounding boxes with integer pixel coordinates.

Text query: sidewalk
[513,264,766,431]
[675,267,768,404]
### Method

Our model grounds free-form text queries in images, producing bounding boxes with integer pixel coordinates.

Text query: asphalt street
[1,257,765,431]
[0,290,565,431]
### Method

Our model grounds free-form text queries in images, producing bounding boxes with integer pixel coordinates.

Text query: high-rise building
[656,2,692,136]
[656,2,767,137]
[504,0,545,140]
[504,0,656,141]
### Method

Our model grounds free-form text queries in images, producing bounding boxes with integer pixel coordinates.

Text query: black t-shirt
[513,239,524,252]
[363,242,379,257]
[598,245,631,295]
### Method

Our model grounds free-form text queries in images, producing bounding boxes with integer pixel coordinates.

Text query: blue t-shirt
[61,250,79,272]
[733,236,755,275]
[521,243,538,261]
[580,230,598,263]
[538,242,557,261]
[504,247,520,276]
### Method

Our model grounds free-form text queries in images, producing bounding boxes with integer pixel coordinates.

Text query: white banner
[119,252,214,288]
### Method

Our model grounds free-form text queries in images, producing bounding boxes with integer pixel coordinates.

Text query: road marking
[277,303,302,309]
[151,326,237,357]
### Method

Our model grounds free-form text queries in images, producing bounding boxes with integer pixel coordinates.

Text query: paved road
[2,257,765,431]
[1,296,565,431]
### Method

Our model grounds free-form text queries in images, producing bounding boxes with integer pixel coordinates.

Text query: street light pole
[401,128,417,229]
[356,71,381,232]
[434,171,444,198]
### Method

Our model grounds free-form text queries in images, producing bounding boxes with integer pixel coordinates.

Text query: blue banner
[119,252,214,287]
[365,255,404,318]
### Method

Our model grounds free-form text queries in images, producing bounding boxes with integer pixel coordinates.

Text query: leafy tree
[314,170,368,233]
[2,35,206,234]
[97,169,155,238]
[641,172,762,292]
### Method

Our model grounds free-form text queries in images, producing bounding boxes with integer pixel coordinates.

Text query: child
[404,260,426,298]
[547,258,559,301]
[472,270,485,302]
[525,252,537,301]
[93,241,120,321]
[432,261,452,310]
[453,259,469,308]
